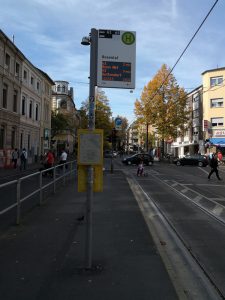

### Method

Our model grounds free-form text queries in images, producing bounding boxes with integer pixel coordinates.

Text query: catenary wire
[147,0,220,101]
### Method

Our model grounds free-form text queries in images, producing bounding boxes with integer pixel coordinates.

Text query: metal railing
[0,160,76,225]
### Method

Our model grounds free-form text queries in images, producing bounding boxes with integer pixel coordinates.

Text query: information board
[78,129,103,165]
[97,29,136,89]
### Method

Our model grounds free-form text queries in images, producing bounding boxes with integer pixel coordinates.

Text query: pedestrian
[59,149,68,169]
[137,160,144,176]
[43,150,55,177]
[217,151,223,164]
[11,148,19,169]
[20,148,28,171]
[208,153,222,181]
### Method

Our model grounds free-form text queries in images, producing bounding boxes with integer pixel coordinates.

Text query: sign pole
[86,28,98,269]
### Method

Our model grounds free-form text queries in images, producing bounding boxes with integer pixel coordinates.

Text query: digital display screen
[102,61,131,82]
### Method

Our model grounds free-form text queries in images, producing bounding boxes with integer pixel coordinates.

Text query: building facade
[51,81,80,154]
[202,67,225,153]
[172,85,204,157]
[0,30,54,167]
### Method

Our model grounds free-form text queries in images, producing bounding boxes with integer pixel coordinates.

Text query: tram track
[124,169,225,299]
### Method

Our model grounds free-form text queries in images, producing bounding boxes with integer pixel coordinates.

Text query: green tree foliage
[134,64,189,140]
[51,111,70,139]
[80,89,113,147]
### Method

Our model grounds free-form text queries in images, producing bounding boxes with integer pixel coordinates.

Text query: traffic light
[112,128,117,143]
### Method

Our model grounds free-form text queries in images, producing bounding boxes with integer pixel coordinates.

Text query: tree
[134,64,189,141]
[51,111,71,140]
[80,89,113,148]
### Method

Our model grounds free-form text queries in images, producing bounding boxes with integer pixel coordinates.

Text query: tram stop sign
[97,29,136,89]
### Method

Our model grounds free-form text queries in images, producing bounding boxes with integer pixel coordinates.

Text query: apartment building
[172,85,204,157]
[202,67,225,153]
[0,30,54,167]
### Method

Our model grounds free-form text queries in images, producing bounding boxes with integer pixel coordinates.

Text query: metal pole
[39,172,43,205]
[16,179,21,225]
[146,122,149,153]
[85,28,98,269]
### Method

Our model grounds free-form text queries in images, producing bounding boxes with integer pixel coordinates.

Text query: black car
[122,153,154,166]
[173,154,208,167]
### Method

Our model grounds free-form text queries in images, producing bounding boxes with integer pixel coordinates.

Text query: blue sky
[1,0,225,124]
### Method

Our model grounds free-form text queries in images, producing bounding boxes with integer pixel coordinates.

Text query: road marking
[193,195,203,202]
[126,174,222,300]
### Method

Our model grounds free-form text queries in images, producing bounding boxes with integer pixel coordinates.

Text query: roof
[187,85,203,96]
[0,29,54,85]
[202,67,225,75]
[35,68,55,85]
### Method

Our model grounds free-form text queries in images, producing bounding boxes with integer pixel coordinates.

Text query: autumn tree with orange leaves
[134,64,190,143]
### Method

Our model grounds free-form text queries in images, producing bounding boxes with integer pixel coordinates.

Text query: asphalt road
[117,159,225,298]
[2,157,225,298]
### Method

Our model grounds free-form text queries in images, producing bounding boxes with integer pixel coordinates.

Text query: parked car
[104,150,118,158]
[122,153,154,166]
[173,154,208,167]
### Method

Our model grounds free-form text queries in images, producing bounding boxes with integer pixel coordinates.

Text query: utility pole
[81,28,98,269]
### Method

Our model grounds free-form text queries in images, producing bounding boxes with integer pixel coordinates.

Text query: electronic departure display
[102,61,131,82]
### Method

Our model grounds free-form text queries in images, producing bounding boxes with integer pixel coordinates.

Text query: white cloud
[0,0,224,124]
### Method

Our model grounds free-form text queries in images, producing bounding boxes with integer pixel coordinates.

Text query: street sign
[115,117,122,130]
[97,29,136,89]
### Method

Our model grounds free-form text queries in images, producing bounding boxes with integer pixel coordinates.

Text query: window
[20,133,23,149]
[44,103,49,122]
[11,127,16,148]
[3,84,8,108]
[37,82,40,91]
[0,125,5,148]
[15,63,20,75]
[210,76,223,87]
[22,96,26,115]
[211,117,224,127]
[28,134,30,151]
[5,53,10,69]
[29,101,32,118]
[35,104,39,121]
[57,85,61,92]
[23,70,27,80]
[60,100,67,109]
[13,90,18,112]
[62,85,65,92]
[193,110,199,118]
[211,98,223,108]
[31,76,34,85]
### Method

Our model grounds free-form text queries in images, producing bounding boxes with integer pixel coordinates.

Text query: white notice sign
[78,129,103,165]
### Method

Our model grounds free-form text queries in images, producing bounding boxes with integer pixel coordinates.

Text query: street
[1,159,225,299]
[118,159,225,298]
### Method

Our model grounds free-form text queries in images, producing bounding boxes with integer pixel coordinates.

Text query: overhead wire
[144,0,220,101]
[130,0,220,126]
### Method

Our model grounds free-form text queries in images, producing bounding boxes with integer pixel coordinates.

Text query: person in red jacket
[44,150,55,176]
[217,151,223,164]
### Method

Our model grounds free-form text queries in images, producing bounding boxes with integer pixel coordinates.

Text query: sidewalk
[0,170,178,300]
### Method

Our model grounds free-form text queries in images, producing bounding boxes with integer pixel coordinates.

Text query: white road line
[198,167,209,175]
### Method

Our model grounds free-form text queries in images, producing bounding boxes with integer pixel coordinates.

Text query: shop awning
[210,138,225,147]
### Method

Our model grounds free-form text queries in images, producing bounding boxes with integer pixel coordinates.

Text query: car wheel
[176,161,181,166]
[198,161,203,167]
[128,161,131,165]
